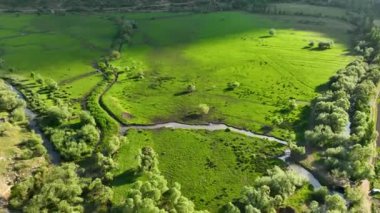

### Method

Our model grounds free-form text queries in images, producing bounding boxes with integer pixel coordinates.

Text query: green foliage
[19,133,47,159]
[84,178,113,212]
[79,111,96,126]
[197,103,210,115]
[269,28,276,36]
[9,163,84,212]
[227,81,240,90]
[48,123,99,161]
[305,57,379,181]
[86,79,120,155]
[44,106,70,126]
[239,166,306,211]
[325,194,347,212]
[137,147,159,174]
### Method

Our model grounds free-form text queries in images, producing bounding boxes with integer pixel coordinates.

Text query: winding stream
[7,83,60,164]
[6,81,325,190]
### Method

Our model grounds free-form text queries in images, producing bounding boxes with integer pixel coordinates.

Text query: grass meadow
[112,129,286,211]
[0,13,116,99]
[105,12,353,139]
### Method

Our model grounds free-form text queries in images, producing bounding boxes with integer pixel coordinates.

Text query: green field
[0,13,116,98]
[112,129,286,211]
[104,12,353,139]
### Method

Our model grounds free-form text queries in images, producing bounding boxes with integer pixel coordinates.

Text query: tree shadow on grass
[174,90,190,96]
[259,35,272,39]
[182,113,202,121]
[315,81,330,93]
[113,169,138,186]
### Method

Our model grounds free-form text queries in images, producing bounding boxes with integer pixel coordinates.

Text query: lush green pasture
[105,12,353,138]
[112,129,285,211]
[0,13,116,98]
[267,3,347,19]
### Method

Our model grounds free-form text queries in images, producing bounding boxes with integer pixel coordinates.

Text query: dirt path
[359,180,372,213]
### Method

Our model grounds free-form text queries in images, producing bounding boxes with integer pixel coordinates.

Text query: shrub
[197,104,210,115]
[269,28,276,36]
[227,81,240,90]
[187,84,196,93]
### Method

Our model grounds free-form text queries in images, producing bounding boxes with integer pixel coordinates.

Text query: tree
[137,147,159,173]
[85,178,113,213]
[78,124,100,146]
[318,41,334,50]
[325,194,347,212]
[227,81,240,90]
[197,104,210,115]
[45,78,58,91]
[269,28,276,36]
[44,106,70,126]
[104,135,121,156]
[187,84,196,93]
[79,111,96,126]
[222,202,239,213]
[308,41,315,48]
[110,50,121,60]
[10,164,84,212]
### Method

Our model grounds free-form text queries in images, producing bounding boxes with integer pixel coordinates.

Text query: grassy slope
[0,13,116,99]
[112,129,285,211]
[105,12,353,139]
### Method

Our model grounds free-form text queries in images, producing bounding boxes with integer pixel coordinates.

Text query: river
[6,82,329,191]
[7,83,60,164]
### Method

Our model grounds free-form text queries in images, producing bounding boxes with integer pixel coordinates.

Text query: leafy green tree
[10,163,84,212]
[222,202,240,213]
[138,147,159,174]
[187,84,196,93]
[325,194,347,212]
[227,81,240,90]
[104,135,121,156]
[79,111,96,126]
[44,106,70,126]
[85,178,113,213]
[269,28,276,36]
[197,104,210,115]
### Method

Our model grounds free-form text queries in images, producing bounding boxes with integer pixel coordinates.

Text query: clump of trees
[9,163,113,212]
[225,166,306,212]
[120,147,204,212]
[111,17,136,52]
[9,163,85,212]
[305,57,380,182]
[318,41,334,50]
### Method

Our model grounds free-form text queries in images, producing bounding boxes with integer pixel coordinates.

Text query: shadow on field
[113,169,138,186]
[182,113,202,121]
[314,81,330,93]
[174,91,191,96]
[259,35,272,39]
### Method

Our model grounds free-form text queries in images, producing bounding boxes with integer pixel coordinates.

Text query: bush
[227,81,240,90]
[269,28,276,36]
[197,104,210,115]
